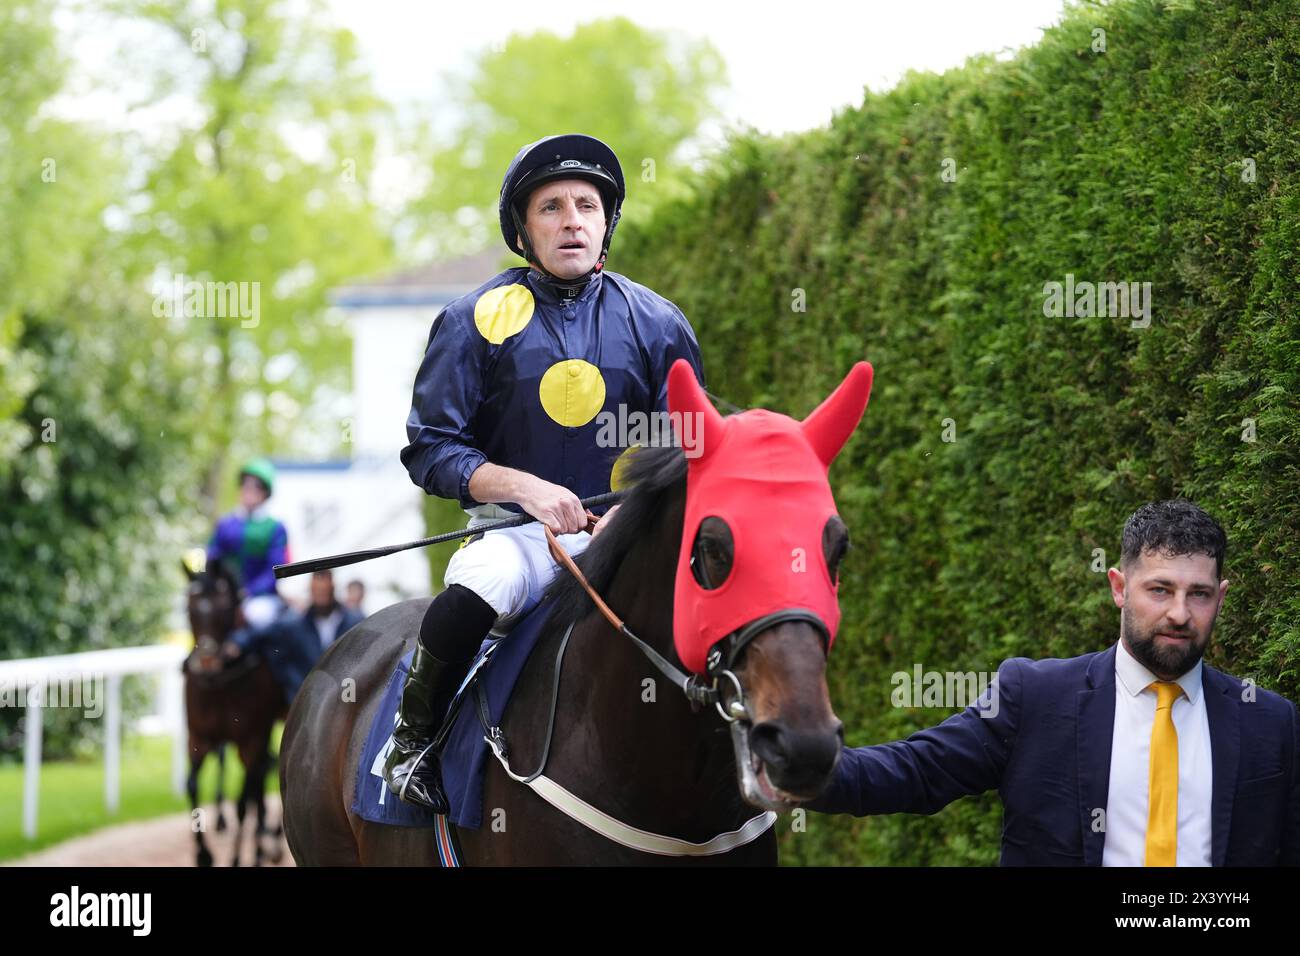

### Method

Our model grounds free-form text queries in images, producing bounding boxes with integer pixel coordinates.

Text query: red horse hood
[667,358,873,674]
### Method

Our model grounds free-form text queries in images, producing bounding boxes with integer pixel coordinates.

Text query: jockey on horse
[385,133,707,811]
[207,458,292,668]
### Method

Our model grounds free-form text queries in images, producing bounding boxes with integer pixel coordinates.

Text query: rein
[543,515,720,711]
[476,511,777,856]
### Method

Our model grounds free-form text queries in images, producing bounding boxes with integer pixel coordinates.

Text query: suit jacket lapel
[1077,644,1118,866]
[1202,666,1240,867]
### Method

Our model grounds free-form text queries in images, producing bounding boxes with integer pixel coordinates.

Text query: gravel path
[6,797,294,867]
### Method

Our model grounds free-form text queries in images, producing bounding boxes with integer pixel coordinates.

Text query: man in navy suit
[805,499,1299,865]
[265,570,364,704]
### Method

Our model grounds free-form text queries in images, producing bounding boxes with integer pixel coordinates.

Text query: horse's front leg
[214,744,228,832]
[187,739,215,867]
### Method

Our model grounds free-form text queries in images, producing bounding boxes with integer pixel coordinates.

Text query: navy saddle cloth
[351,600,554,830]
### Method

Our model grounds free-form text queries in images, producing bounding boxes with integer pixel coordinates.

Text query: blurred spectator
[345,578,367,616]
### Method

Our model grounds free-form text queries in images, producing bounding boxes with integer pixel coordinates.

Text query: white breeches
[242,593,285,630]
[443,522,591,631]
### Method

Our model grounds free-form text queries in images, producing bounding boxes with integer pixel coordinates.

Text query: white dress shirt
[1102,638,1213,866]
[312,607,344,651]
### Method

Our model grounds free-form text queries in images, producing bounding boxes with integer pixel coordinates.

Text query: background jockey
[384,132,706,811]
[206,457,291,659]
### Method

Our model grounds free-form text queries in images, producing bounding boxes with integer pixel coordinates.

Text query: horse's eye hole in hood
[690,516,734,590]
[823,515,850,586]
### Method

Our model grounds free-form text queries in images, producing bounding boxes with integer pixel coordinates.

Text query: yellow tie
[1145,680,1183,866]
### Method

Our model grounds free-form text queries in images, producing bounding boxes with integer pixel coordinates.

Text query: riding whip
[273,490,625,579]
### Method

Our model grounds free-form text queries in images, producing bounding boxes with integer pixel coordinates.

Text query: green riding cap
[239,457,276,495]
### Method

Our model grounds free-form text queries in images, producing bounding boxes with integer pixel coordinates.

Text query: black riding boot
[384,584,498,811]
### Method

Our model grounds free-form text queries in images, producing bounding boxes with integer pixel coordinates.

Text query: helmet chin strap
[527,256,605,297]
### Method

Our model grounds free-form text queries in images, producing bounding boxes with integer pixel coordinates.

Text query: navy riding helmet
[499,134,625,287]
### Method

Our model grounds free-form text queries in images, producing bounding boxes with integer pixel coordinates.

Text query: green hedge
[616,0,1300,865]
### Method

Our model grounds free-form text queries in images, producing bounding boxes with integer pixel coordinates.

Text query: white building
[271,250,508,613]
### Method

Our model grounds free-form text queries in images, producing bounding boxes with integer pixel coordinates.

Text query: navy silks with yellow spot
[401,267,706,513]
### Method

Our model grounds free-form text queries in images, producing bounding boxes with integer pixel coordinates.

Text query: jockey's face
[517,178,606,279]
[239,475,269,511]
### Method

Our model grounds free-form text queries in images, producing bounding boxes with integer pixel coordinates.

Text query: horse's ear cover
[666,358,873,673]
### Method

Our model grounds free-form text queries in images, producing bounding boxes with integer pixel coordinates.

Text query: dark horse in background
[182,559,285,866]
[281,360,871,864]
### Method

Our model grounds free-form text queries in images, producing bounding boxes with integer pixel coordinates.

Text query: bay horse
[183,559,286,866]
[281,360,871,864]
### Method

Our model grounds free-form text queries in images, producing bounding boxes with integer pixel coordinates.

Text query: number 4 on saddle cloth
[353,599,556,842]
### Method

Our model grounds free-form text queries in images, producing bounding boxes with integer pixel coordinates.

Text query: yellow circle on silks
[610,445,641,491]
[473,284,535,344]
[539,360,606,427]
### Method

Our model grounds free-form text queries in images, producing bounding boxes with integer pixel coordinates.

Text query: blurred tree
[407,16,727,261]
[112,0,396,516]
[0,0,97,477]
[0,0,209,756]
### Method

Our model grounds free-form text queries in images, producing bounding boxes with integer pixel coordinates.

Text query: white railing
[0,643,189,840]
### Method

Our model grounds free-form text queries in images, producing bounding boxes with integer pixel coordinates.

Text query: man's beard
[1121,604,1211,679]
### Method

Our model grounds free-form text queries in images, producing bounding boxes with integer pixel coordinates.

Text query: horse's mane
[542,442,687,634]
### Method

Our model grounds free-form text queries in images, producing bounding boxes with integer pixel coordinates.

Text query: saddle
[352,598,557,829]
